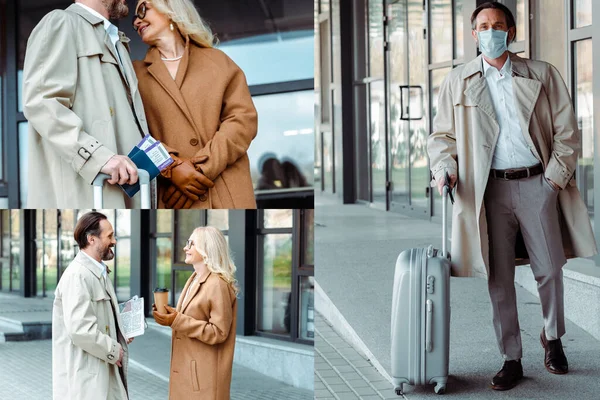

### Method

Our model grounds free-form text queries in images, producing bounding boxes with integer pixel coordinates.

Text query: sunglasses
[132,1,148,31]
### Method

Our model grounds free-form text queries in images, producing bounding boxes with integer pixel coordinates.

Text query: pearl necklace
[161,54,183,61]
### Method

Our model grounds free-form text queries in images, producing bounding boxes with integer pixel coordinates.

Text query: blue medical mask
[477,29,508,59]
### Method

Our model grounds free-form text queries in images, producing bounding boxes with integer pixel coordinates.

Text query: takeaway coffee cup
[153,288,169,314]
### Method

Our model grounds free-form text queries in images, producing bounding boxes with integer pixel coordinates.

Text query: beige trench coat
[428,53,597,277]
[22,4,149,208]
[52,252,129,400]
[169,271,237,400]
[133,39,258,209]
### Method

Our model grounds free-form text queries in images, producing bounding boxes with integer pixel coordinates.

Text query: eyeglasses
[186,239,194,249]
[132,1,148,31]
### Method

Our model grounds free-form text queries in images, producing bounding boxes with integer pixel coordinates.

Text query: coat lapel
[180,271,211,313]
[144,47,197,129]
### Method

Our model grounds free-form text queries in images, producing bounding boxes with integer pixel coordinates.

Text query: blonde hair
[191,226,238,295]
[149,0,218,48]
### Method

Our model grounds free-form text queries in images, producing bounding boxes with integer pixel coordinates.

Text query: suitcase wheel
[395,385,403,396]
[434,383,446,395]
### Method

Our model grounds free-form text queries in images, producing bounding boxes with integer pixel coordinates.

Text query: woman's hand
[153,305,178,327]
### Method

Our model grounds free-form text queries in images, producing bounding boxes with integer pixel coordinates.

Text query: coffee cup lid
[154,287,169,293]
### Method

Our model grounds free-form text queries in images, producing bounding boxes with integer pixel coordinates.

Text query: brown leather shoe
[540,327,568,374]
[491,359,523,391]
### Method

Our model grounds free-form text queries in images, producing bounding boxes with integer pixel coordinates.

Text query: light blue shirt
[75,3,123,65]
[80,250,108,279]
[483,57,540,170]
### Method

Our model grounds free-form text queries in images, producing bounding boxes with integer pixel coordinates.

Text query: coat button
[190,138,199,146]
[199,194,207,202]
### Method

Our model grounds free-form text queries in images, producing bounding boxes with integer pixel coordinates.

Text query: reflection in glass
[116,238,131,301]
[574,39,593,215]
[431,67,452,217]
[516,0,525,42]
[207,210,229,231]
[574,0,592,28]
[156,210,172,233]
[264,209,293,229]
[370,80,386,204]
[258,234,292,335]
[454,0,464,59]
[155,237,172,292]
[116,210,131,237]
[323,131,334,192]
[175,211,203,262]
[218,31,313,86]
[430,0,453,63]
[10,211,20,291]
[174,269,193,308]
[60,210,76,278]
[18,123,28,208]
[368,0,384,79]
[249,91,314,190]
[304,210,314,266]
[299,276,314,340]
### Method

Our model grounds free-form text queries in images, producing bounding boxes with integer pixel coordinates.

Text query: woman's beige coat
[52,252,129,400]
[169,271,237,400]
[133,39,258,209]
[428,53,597,277]
[22,4,149,208]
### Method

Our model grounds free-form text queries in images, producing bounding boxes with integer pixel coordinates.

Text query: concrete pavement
[315,196,600,399]
[0,293,312,400]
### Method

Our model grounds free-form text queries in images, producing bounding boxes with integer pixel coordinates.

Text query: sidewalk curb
[315,281,393,384]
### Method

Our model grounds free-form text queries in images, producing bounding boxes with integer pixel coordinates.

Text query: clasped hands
[163,156,214,209]
[152,304,178,327]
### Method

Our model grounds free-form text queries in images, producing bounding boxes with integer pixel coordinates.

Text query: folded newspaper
[118,295,145,338]
[119,134,174,198]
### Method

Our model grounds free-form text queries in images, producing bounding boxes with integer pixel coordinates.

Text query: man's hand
[100,155,138,185]
[437,174,457,195]
[116,346,124,367]
[153,305,178,327]
[546,178,561,191]
[127,337,134,344]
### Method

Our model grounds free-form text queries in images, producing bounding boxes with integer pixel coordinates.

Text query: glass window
[516,0,525,42]
[60,210,76,278]
[299,276,314,340]
[175,211,203,262]
[207,210,229,231]
[116,210,131,237]
[258,233,293,335]
[248,90,314,190]
[574,0,592,29]
[430,0,453,64]
[18,122,28,207]
[574,39,593,215]
[10,211,20,292]
[454,0,464,59]
[431,68,452,121]
[218,31,314,86]
[174,269,193,307]
[0,74,3,181]
[303,210,314,266]
[320,0,330,13]
[264,210,293,228]
[115,238,131,301]
[156,210,172,233]
[155,237,172,290]
[368,0,384,79]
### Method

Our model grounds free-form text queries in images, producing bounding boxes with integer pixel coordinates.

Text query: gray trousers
[484,173,566,361]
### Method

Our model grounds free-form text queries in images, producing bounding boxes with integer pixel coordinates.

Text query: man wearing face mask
[427,1,597,392]
[52,212,134,399]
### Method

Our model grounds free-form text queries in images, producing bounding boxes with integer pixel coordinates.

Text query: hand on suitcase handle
[100,155,138,185]
[443,171,455,205]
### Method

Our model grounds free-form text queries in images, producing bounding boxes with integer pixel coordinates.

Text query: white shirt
[483,57,540,170]
[75,3,122,63]
[80,250,108,279]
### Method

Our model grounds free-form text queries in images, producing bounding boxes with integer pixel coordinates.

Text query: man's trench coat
[427,52,597,277]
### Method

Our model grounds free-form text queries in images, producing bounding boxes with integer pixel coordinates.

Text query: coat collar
[461,52,530,80]
[67,3,104,27]
[75,251,106,279]
[143,35,197,130]
[178,270,211,313]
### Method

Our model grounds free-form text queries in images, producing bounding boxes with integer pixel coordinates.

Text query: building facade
[0,0,315,208]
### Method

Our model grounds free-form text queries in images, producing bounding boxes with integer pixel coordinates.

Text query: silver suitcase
[92,169,151,209]
[391,185,451,395]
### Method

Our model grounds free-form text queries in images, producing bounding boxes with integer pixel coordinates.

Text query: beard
[103,0,129,20]
[100,245,115,261]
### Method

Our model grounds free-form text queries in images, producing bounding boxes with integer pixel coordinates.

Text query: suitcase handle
[442,172,453,258]
[426,299,433,352]
[92,169,150,208]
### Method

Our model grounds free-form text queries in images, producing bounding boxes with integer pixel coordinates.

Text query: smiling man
[22,0,150,208]
[427,1,597,392]
[52,212,133,400]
